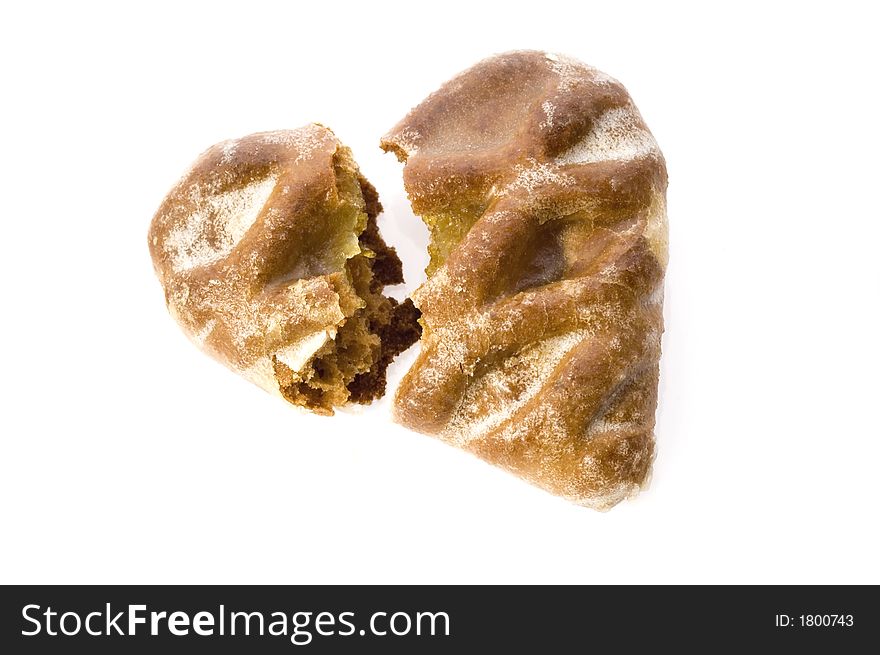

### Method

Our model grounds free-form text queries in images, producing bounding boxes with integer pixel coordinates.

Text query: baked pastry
[149,125,420,414]
[382,51,667,509]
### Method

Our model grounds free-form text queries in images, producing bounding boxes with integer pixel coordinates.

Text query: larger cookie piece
[382,51,667,509]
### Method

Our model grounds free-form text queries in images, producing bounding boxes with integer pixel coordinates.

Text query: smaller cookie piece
[148,125,421,414]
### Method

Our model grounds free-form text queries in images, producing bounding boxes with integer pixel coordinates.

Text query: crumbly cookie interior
[272,152,420,414]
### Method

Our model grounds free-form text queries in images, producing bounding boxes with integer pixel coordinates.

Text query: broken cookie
[148,125,420,414]
[382,51,667,509]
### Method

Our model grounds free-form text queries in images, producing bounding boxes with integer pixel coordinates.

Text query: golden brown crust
[149,125,419,413]
[382,51,667,509]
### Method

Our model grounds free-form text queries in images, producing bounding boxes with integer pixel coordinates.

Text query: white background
[1,1,877,584]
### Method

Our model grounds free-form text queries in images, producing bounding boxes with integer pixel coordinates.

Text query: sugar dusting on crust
[164,174,279,272]
[258,128,324,164]
[540,100,555,129]
[394,127,421,155]
[190,318,217,347]
[220,140,239,164]
[546,53,582,92]
[444,330,588,446]
[545,52,616,89]
[556,105,659,165]
[504,161,573,195]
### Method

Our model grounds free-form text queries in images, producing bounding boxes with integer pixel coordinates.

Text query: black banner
[1,585,875,652]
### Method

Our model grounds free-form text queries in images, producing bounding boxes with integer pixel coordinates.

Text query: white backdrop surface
[1,1,877,584]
